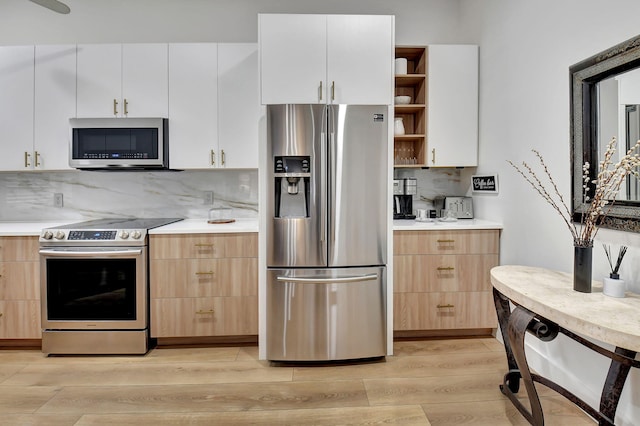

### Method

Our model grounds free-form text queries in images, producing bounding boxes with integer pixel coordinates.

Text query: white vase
[394,117,405,135]
[603,277,626,298]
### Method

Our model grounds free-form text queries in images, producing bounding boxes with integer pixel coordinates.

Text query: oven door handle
[39,248,143,257]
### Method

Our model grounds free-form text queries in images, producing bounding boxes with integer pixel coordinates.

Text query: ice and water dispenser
[273,156,311,218]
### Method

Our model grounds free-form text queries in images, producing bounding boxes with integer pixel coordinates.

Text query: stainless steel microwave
[69,118,169,170]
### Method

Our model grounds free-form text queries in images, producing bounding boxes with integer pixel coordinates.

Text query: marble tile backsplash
[394,168,464,211]
[0,170,258,221]
[1,168,463,222]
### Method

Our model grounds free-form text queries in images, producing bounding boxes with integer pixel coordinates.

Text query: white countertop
[0,221,76,236]
[0,218,502,236]
[149,218,258,234]
[491,265,640,352]
[393,218,503,230]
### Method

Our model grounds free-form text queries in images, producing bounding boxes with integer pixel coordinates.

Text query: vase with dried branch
[508,137,640,292]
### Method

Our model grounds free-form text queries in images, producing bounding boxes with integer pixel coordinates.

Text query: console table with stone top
[491,265,640,426]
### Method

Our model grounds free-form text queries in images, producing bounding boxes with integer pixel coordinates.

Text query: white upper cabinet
[34,45,76,170]
[169,43,260,170]
[259,14,394,105]
[168,43,218,169]
[0,46,35,171]
[77,43,168,118]
[427,45,479,167]
[218,43,260,169]
[259,14,326,104]
[326,15,394,105]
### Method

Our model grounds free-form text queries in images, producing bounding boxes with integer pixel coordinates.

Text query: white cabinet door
[218,43,260,169]
[327,15,394,105]
[428,45,479,167]
[168,43,218,169]
[0,46,34,171]
[259,14,327,104]
[34,45,76,170]
[122,44,168,118]
[76,44,121,118]
[77,44,168,118]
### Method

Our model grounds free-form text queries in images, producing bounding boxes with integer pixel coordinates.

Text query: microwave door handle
[276,274,378,284]
[39,249,143,257]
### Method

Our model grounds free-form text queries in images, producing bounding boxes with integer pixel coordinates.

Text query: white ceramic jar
[394,58,407,74]
[394,117,405,135]
[603,277,626,298]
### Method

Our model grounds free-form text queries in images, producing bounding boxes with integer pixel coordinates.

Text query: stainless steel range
[39,217,182,355]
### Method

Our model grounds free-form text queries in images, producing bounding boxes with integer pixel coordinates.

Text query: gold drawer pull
[194,243,213,247]
[437,267,454,271]
[437,304,454,309]
[437,239,455,243]
[195,309,214,315]
[0,312,3,317]
[195,271,214,275]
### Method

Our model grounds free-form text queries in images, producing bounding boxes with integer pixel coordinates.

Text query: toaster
[433,196,474,219]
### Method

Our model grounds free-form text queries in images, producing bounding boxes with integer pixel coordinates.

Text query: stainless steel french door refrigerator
[266,104,388,361]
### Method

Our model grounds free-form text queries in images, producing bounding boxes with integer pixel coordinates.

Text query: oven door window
[46,258,137,320]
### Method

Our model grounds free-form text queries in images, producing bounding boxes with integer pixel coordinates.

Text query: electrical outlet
[204,191,214,205]
[54,193,64,208]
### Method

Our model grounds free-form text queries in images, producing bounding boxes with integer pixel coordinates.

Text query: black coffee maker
[393,178,416,219]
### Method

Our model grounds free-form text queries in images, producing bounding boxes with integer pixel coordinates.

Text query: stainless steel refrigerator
[266,104,388,361]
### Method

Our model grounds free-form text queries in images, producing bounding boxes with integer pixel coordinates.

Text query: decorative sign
[472,174,498,193]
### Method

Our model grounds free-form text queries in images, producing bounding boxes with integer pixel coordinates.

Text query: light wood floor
[0,337,594,425]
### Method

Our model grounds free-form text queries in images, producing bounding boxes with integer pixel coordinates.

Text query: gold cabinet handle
[113,99,118,116]
[210,149,215,166]
[195,309,215,315]
[24,152,31,168]
[195,271,214,275]
[35,151,41,167]
[124,98,129,116]
[331,81,335,101]
[432,148,436,164]
[194,243,213,247]
[437,267,455,271]
[319,81,323,101]
[0,312,3,318]
[221,149,225,166]
[436,239,455,243]
[437,304,454,309]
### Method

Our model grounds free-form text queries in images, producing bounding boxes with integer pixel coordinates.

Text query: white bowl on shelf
[394,95,411,105]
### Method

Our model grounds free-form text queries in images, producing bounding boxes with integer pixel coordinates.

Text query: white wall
[0,0,461,45]
[459,1,640,424]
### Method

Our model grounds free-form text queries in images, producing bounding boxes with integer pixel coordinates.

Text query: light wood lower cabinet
[149,233,258,338]
[0,236,41,339]
[393,230,499,334]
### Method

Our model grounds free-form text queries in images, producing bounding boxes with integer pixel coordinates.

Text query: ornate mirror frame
[571,34,640,232]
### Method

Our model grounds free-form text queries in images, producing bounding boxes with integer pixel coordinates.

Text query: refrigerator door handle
[276,273,378,283]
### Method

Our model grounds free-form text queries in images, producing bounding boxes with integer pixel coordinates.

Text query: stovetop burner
[52,217,183,230]
[39,217,183,246]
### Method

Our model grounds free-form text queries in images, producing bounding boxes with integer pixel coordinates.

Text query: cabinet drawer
[150,296,258,337]
[0,300,41,339]
[394,291,497,331]
[151,258,258,298]
[393,230,499,255]
[0,236,40,261]
[393,254,498,293]
[150,233,258,259]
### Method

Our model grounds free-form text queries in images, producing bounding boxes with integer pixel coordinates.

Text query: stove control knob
[42,231,53,240]
[54,231,65,240]
[131,230,142,239]
[119,231,130,239]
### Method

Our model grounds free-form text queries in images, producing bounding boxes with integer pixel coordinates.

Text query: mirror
[570,34,640,232]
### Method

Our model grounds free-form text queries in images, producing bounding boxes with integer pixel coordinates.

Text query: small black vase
[573,245,593,293]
